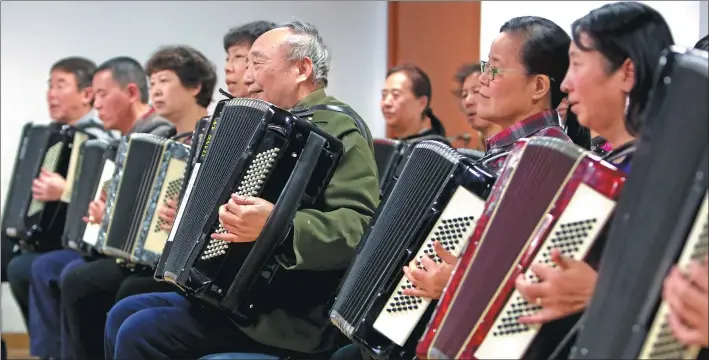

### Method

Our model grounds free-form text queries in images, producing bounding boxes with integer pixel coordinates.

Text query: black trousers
[59,257,175,360]
[1,234,17,282]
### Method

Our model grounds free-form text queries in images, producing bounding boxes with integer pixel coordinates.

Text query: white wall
[0,0,387,333]
[0,0,388,214]
[701,1,709,39]
[480,1,706,59]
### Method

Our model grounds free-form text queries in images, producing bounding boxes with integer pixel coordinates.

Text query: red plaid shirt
[479,110,571,174]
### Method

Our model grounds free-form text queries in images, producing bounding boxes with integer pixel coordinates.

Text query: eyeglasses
[480,60,515,81]
[480,60,554,82]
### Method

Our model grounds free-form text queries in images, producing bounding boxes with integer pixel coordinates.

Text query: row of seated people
[1,2,707,359]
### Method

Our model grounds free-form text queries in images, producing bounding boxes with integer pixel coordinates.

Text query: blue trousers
[6,251,41,326]
[28,249,84,358]
[105,292,307,360]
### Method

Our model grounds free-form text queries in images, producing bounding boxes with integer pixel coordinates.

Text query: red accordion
[417,137,626,359]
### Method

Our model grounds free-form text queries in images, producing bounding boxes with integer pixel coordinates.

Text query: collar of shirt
[485,109,561,152]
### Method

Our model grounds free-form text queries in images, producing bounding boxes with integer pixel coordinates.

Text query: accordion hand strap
[292,104,372,144]
[217,88,371,144]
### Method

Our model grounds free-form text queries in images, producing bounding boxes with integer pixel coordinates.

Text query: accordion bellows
[96,134,189,267]
[417,137,626,360]
[330,140,495,360]
[156,98,344,322]
[571,47,708,360]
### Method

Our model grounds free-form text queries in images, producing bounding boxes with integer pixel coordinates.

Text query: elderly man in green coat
[103,19,380,360]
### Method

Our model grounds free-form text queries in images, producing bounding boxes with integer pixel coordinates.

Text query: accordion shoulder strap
[293,104,372,144]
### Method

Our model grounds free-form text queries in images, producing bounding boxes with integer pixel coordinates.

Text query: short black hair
[501,16,590,149]
[571,2,675,136]
[95,57,150,104]
[454,63,482,86]
[695,34,709,51]
[387,64,446,136]
[50,57,96,90]
[145,45,217,108]
[223,20,278,51]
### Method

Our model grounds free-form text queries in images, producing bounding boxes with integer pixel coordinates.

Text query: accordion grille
[493,218,598,336]
[639,193,708,359]
[27,141,64,217]
[153,179,184,233]
[161,99,268,276]
[331,141,460,337]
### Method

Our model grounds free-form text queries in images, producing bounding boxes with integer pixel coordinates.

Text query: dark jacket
[237,89,380,354]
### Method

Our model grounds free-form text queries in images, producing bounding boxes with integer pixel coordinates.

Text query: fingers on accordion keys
[536,297,543,307]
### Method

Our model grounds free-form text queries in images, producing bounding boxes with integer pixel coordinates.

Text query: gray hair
[278,19,332,87]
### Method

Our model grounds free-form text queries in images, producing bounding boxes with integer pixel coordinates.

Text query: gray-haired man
[103,19,380,360]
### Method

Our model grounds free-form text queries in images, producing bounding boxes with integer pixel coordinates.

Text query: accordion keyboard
[475,183,616,359]
[82,162,116,247]
[373,186,485,346]
[203,148,280,261]
[638,192,708,360]
[27,142,64,216]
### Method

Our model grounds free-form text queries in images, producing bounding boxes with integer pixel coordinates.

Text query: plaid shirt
[479,109,571,175]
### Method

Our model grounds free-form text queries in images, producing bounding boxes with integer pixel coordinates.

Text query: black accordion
[1,123,74,249]
[92,134,190,267]
[155,98,344,323]
[330,140,496,360]
[62,138,117,255]
[373,138,405,190]
[571,47,709,359]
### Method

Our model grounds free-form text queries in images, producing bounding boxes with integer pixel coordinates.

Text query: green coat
[237,88,380,354]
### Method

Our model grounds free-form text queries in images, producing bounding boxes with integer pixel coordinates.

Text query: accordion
[62,138,116,254]
[571,47,708,360]
[155,98,344,323]
[417,137,626,360]
[1,122,74,248]
[59,126,108,203]
[93,134,189,267]
[373,138,405,190]
[179,116,210,198]
[329,140,496,360]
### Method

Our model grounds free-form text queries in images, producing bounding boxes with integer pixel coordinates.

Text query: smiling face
[242,28,309,109]
[561,32,632,135]
[224,43,250,97]
[149,69,200,118]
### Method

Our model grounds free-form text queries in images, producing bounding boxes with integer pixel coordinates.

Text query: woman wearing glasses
[401,16,586,305]
[469,17,589,175]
